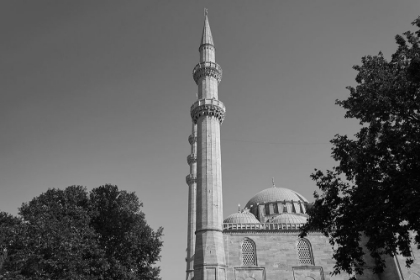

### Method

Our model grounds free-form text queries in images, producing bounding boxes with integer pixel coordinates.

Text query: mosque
[185,11,420,280]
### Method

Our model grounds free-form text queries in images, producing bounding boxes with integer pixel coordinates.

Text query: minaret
[185,123,197,280]
[191,10,226,280]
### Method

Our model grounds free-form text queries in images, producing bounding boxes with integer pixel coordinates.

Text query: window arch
[297,238,314,265]
[241,238,257,266]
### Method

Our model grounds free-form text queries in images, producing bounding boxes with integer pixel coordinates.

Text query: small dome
[271,213,307,224]
[245,187,308,209]
[223,212,260,224]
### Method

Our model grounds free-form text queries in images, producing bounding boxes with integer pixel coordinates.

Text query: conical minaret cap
[200,9,214,46]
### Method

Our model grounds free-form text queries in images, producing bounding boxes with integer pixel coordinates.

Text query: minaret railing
[192,61,222,84]
[222,223,306,231]
[186,174,197,185]
[187,154,197,165]
[188,134,197,145]
[190,99,226,124]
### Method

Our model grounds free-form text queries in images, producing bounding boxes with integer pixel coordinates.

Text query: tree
[0,212,20,276]
[300,17,420,278]
[89,185,163,280]
[0,186,104,280]
[0,185,163,280]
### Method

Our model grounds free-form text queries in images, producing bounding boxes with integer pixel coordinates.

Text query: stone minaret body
[190,10,227,280]
[186,122,197,280]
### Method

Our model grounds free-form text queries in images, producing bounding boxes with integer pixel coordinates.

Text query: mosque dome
[270,213,307,225]
[223,212,260,224]
[245,187,308,209]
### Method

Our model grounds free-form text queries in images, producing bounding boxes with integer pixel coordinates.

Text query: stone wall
[223,231,350,280]
[223,231,420,280]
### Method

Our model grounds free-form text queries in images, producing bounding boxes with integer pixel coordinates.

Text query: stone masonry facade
[222,231,420,280]
[223,232,346,280]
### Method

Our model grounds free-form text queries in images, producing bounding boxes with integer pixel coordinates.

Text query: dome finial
[238,204,241,213]
[272,177,276,188]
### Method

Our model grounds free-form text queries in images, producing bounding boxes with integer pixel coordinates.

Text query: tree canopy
[300,17,420,278]
[0,185,163,280]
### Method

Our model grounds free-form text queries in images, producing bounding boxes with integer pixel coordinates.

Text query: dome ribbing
[245,187,308,209]
[223,212,260,224]
[270,213,307,224]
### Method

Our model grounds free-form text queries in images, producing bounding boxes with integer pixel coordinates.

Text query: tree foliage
[0,185,163,280]
[300,17,420,278]
[89,185,163,280]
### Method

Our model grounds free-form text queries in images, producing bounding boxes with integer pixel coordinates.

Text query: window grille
[242,238,257,266]
[297,239,314,265]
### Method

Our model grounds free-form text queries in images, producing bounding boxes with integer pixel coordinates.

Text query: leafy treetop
[300,17,420,279]
[0,185,163,280]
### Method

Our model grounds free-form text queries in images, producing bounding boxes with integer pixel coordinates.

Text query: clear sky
[1,1,419,279]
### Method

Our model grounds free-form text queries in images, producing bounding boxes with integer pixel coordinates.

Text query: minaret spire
[190,10,227,280]
[200,8,214,46]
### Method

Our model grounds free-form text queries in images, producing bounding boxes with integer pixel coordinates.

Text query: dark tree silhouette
[300,17,420,278]
[89,185,163,280]
[0,185,163,280]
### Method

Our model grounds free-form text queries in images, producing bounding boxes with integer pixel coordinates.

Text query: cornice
[190,98,225,124]
[192,61,222,84]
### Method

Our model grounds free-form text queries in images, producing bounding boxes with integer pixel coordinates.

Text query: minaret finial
[200,8,214,46]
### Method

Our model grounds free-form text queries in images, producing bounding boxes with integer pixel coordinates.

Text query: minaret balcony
[188,134,197,145]
[187,154,197,165]
[192,61,222,84]
[190,98,226,124]
[186,174,197,185]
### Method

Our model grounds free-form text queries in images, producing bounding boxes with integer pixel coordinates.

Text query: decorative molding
[192,61,222,84]
[223,229,322,235]
[234,267,265,280]
[188,134,197,145]
[222,223,322,234]
[195,228,223,234]
[190,99,226,124]
[193,263,228,269]
[292,266,325,280]
[186,174,196,185]
[223,223,305,230]
[187,154,197,165]
[198,43,214,53]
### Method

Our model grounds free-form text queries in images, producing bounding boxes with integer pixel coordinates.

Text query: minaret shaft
[196,117,223,229]
[192,11,227,280]
[194,88,226,280]
[186,124,197,280]
[198,77,218,100]
[200,48,215,63]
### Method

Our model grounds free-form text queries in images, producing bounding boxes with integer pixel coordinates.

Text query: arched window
[297,238,314,265]
[241,238,257,266]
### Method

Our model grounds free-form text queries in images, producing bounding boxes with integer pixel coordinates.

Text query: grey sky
[1,1,419,279]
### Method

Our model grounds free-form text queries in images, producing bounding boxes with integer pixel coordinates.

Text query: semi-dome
[223,212,260,224]
[270,213,307,224]
[245,187,308,209]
